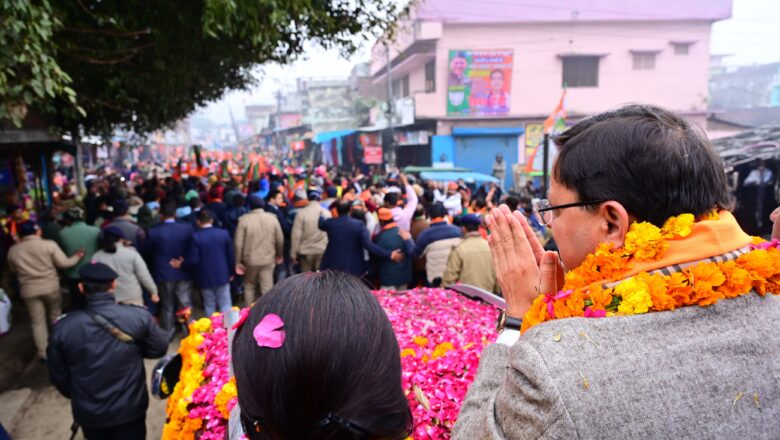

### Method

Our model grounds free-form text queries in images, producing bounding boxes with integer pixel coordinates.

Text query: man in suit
[141,201,194,335]
[179,210,234,316]
[319,200,403,278]
[453,105,780,438]
[373,208,411,290]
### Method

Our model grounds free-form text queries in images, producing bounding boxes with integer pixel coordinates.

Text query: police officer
[47,262,168,440]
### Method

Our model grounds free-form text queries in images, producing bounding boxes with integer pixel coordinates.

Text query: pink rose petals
[171,289,497,439]
[374,287,498,439]
[253,314,285,349]
[231,307,250,330]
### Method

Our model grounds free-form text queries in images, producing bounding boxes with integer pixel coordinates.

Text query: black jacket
[47,292,168,428]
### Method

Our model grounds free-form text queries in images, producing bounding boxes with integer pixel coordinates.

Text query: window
[672,42,692,55]
[632,52,656,70]
[562,56,599,88]
[392,75,410,98]
[425,60,436,92]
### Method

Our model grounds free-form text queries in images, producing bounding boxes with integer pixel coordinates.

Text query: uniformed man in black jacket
[47,262,168,440]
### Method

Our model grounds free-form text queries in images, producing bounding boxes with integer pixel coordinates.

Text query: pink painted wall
[409,20,713,119]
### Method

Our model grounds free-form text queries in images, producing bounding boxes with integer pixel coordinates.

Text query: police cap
[79,262,119,283]
[460,213,483,226]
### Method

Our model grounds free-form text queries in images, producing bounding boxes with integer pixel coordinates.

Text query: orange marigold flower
[667,272,693,307]
[554,288,587,319]
[564,243,630,290]
[636,272,674,311]
[521,295,549,333]
[586,283,613,310]
[717,261,753,299]
[687,262,726,306]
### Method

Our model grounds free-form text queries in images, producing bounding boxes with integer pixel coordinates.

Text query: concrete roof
[416,0,732,24]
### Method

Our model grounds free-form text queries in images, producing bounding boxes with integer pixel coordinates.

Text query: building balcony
[371,20,442,79]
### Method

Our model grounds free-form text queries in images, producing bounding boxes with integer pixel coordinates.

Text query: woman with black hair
[92,226,159,307]
[231,271,412,440]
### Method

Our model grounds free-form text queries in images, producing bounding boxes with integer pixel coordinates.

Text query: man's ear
[597,201,630,246]
[78,282,85,294]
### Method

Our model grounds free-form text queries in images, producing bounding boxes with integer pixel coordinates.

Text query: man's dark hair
[384,192,400,207]
[505,196,520,212]
[553,104,732,226]
[160,201,177,219]
[463,222,480,232]
[232,271,412,440]
[335,200,352,216]
[196,209,213,224]
[267,189,282,202]
[231,193,246,208]
[189,196,202,209]
[113,201,129,217]
[428,202,447,219]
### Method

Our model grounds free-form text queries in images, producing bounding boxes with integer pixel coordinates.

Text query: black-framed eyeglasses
[533,199,605,226]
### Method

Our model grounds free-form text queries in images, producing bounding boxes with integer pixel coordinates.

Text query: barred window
[562,56,599,88]
[632,52,656,70]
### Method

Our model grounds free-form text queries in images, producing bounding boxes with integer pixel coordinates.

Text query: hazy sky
[196,0,780,124]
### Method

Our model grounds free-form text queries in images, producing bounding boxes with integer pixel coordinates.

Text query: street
[0,300,172,439]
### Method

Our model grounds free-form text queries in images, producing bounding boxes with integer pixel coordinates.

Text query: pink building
[370,0,733,188]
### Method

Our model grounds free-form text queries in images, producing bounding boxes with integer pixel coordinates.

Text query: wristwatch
[496,310,523,333]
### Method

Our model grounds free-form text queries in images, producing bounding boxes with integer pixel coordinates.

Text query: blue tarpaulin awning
[419,171,499,185]
[313,130,357,144]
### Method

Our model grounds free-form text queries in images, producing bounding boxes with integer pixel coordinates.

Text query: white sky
[195,0,780,125]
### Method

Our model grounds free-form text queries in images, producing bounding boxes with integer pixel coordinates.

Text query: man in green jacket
[58,207,101,310]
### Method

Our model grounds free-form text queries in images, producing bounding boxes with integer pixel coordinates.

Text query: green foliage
[0,0,403,135]
[0,0,83,127]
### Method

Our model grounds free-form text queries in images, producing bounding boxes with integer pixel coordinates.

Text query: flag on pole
[543,89,567,135]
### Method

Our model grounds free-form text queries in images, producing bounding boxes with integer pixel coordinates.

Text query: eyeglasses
[533,199,605,226]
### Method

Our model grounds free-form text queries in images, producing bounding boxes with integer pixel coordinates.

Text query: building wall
[409,20,712,119]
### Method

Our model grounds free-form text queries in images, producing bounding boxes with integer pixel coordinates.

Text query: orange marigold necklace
[521,211,780,333]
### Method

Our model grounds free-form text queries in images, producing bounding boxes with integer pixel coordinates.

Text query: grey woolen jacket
[453,293,780,439]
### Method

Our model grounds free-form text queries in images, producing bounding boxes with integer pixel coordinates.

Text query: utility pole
[385,41,396,168]
[72,126,85,195]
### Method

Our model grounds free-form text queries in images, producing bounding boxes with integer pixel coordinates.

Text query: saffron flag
[543,89,567,135]
[525,89,567,173]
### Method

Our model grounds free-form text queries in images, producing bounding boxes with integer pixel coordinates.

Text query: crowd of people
[3,159,533,358]
[3,103,777,440]
[229,104,779,440]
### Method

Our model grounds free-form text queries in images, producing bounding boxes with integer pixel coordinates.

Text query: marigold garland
[162,314,237,440]
[521,215,780,333]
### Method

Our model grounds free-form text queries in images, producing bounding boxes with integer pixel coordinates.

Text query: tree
[0,0,82,127]
[1,0,405,134]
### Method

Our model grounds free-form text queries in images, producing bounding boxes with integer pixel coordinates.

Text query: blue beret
[79,262,119,283]
[460,213,483,226]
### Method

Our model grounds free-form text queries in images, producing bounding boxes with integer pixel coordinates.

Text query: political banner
[446,49,513,117]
